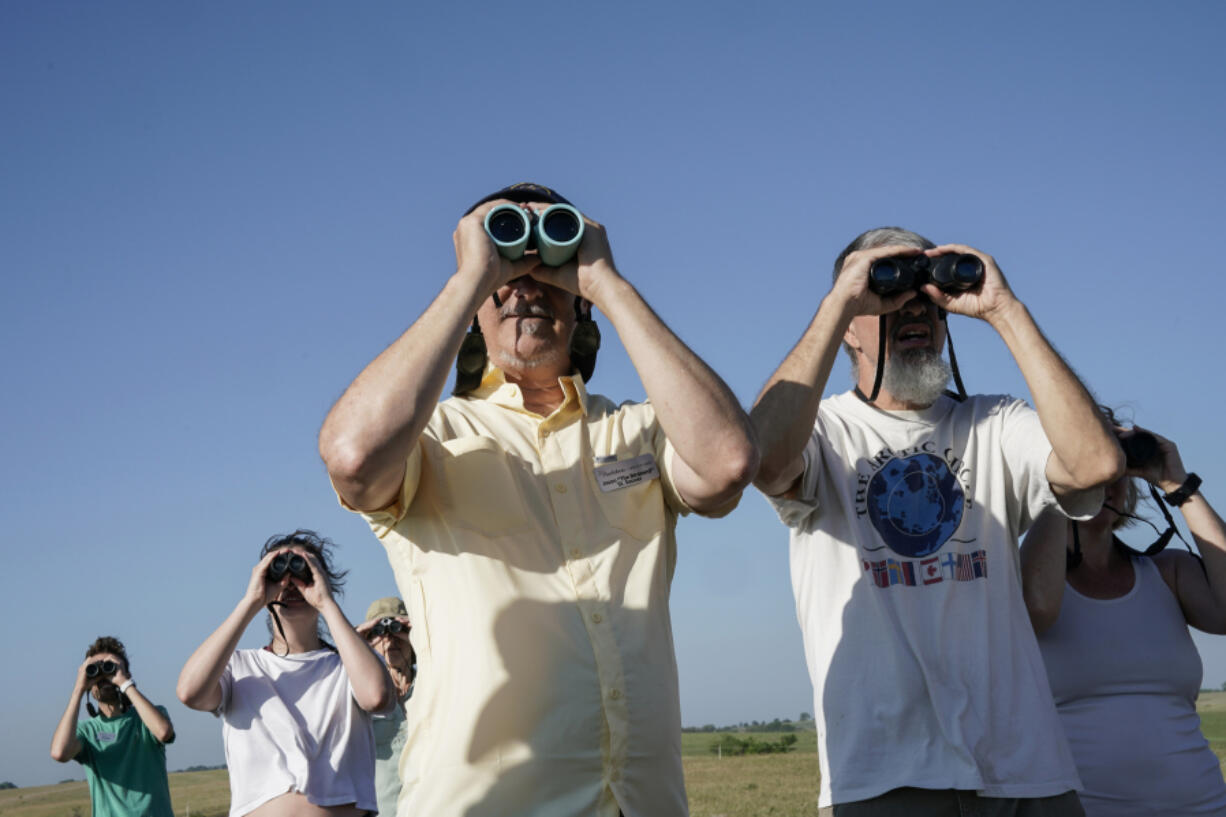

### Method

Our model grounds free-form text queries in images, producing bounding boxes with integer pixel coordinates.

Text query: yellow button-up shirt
[348,368,707,817]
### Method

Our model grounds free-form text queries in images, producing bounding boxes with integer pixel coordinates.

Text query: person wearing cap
[750,226,1123,816]
[50,635,176,817]
[319,182,758,817]
[356,597,415,817]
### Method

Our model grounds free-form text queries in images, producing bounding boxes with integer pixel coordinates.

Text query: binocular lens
[952,256,983,286]
[541,210,581,243]
[1120,430,1160,469]
[486,209,528,243]
[267,552,313,584]
[370,616,407,637]
[868,260,911,295]
[86,660,118,678]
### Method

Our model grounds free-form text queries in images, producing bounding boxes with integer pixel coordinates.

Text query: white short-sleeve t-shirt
[770,392,1101,807]
[217,647,378,817]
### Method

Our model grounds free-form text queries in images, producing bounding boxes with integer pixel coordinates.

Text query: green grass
[7,700,1226,817]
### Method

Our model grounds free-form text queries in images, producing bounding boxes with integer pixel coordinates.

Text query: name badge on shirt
[594,453,660,492]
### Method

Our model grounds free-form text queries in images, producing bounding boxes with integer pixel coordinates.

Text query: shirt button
[555,484,567,494]
[610,689,622,700]
[591,612,603,623]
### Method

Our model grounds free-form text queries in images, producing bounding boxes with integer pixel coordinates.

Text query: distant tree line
[682,713,813,734]
[173,763,227,773]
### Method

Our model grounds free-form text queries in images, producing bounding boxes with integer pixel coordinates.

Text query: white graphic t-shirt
[770,391,1101,808]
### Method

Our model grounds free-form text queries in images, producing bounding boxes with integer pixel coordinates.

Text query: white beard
[881,347,951,406]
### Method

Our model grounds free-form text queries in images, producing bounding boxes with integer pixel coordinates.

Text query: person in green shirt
[50,636,176,817]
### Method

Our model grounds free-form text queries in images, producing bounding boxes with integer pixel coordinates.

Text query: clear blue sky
[3,0,1224,789]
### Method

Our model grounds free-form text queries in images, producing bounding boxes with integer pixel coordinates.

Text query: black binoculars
[484,203,585,266]
[86,660,119,679]
[868,253,984,297]
[1119,429,1161,470]
[266,551,313,585]
[370,617,408,638]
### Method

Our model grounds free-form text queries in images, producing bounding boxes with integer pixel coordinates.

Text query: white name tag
[594,453,660,492]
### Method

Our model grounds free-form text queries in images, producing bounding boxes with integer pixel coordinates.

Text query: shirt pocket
[437,436,532,537]
[591,458,668,542]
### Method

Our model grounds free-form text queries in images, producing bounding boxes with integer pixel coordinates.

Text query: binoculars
[370,617,408,638]
[267,551,313,585]
[86,660,119,679]
[1119,429,1161,470]
[868,253,984,297]
[484,203,584,267]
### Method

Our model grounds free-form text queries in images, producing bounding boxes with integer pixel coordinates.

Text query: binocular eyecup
[484,203,585,267]
[370,617,408,638]
[266,551,313,585]
[86,660,119,679]
[868,253,984,297]
[1119,429,1161,470]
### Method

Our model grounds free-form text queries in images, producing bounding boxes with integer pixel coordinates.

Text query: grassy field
[6,696,1226,817]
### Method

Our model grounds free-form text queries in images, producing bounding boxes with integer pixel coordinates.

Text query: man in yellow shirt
[319,183,758,817]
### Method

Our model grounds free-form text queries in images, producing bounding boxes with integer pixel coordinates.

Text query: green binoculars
[484,203,585,267]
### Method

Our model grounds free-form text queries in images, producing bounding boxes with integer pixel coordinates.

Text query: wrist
[582,267,628,314]
[1163,472,1202,507]
[982,295,1026,331]
[118,679,136,694]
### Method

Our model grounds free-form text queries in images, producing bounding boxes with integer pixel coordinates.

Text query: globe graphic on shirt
[866,452,964,558]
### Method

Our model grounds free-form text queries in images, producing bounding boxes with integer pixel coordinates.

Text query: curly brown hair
[85,636,130,670]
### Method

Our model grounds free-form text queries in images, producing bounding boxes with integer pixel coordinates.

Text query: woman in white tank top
[1020,419,1226,816]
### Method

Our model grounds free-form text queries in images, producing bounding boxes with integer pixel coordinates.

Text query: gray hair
[834,227,936,367]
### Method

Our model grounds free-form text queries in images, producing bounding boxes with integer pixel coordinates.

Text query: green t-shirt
[75,706,174,817]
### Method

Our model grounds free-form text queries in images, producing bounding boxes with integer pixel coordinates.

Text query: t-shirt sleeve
[764,429,823,530]
[153,705,175,744]
[73,722,92,765]
[213,656,235,718]
[999,397,1103,530]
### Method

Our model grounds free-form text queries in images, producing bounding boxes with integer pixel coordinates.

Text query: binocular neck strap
[866,315,887,402]
[943,313,968,400]
[267,602,290,657]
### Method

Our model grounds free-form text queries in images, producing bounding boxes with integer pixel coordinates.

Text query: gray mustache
[499,302,554,320]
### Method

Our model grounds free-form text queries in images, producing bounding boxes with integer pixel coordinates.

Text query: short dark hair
[85,636,130,670]
[260,529,348,597]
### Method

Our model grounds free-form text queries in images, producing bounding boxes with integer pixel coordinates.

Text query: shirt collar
[470,362,589,417]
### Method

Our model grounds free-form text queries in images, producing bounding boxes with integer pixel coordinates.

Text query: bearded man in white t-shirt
[750,227,1125,817]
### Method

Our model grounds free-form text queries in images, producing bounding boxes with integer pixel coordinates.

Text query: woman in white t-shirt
[1021,420,1226,816]
[177,530,394,817]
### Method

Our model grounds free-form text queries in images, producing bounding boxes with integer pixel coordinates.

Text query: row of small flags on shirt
[863,550,988,588]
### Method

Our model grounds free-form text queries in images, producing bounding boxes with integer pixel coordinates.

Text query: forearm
[319,266,492,511]
[751,293,853,495]
[125,686,174,743]
[1180,491,1226,615]
[177,598,261,711]
[321,602,394,713]
[989,300,1123,491]
[596,278,757,509]
[50,688,85,761]
[1018,508,1071,633]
